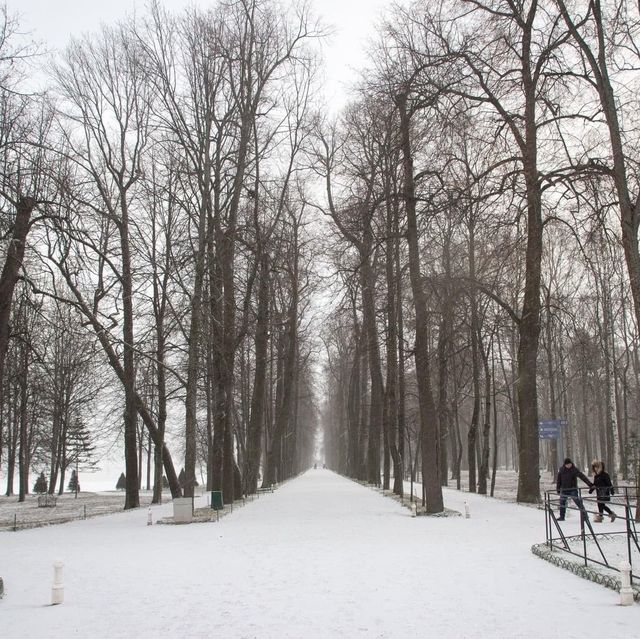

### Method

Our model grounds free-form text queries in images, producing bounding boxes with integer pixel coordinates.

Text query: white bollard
[51,560,64,605]
[411,502,417,518]
[147,508,153,526]
[619,561,634,606]
[465,501,470,519]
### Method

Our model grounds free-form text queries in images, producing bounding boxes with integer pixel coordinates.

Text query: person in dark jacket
[556,458,593,521]
[589,460,616,522]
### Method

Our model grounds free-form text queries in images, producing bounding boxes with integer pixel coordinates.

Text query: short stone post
[173,497,193,524]
[411,502,417,517]
[619,561,634,606]
[147,508,153,526]
[51,560,64,605]
[465,501,470,519]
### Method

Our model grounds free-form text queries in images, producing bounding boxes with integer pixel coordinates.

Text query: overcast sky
[13,0,394,112]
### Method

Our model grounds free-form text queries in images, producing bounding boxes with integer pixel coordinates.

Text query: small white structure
[147,508,153,526]
[619,561,634,606]
[464,501,470,519]
[411,502,417,518]
[173,497,193,524]
[51,560,64,605]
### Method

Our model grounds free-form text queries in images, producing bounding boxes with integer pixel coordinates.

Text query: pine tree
[33,472,48,494]
[116,472,126,490]
[65,418,96,498]
[67,419,96,471]
[67,470,80,493]
[162,475,169,489]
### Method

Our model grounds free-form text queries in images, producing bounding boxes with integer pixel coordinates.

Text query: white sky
[13,0,394,112]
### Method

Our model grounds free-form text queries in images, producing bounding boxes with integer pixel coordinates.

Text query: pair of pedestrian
[555,457,616,522]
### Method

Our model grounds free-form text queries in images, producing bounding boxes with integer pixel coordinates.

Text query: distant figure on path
[556,458,593,521]
[589,460,616,523]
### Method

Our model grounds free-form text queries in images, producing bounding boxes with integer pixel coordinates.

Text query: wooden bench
[37,494,57,508]
[257,485,274,494]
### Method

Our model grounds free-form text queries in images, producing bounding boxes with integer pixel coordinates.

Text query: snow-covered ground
[2,469,639,638]
[0,469,561,532]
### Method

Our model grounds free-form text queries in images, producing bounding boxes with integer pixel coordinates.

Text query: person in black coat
[589,460,616,522]
[556,458,593,521]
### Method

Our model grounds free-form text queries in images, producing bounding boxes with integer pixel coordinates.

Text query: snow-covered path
[2,469,640,638]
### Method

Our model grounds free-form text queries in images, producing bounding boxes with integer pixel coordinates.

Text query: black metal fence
[544,486,640,581]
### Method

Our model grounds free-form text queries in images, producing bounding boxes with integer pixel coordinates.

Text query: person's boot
[594,514,603,522]
[610,512,616,522]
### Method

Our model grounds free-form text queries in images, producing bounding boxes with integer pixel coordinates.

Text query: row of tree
[5,0,640,514]
[33,469,79,495]
[0,0,320,507]
[321,0,640,510]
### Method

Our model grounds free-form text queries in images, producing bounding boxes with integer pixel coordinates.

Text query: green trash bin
[211,490,223,510]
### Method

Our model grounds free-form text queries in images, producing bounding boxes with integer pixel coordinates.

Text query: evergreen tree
[33,472,48,494]
[162,475,169,489]
[67,470,80,493]
[67,419,96,472]
[116,472,126,490]
[65,419,96,498]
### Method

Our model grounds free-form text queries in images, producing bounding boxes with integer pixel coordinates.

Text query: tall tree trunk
[490,350,499,497]
[245,253,270,493]
[220,117,253,503]
[468,217,480,493]
[152,329,167,504]
[264,240,299,487]
[0,197,35,391]
[395,91,443,513]
[360,221,384,487]
[478,331,492,495]
[385,198,402,495]
[396,203,407,485]
[120,197,140,510]
[18,343,29,503]
[183,164,211,500]
[347,327,362,478]
[358,334,369,482]
[437,227,453,486]
[5,385,17,496]
[545,292,559,472]
[516,89,543,503]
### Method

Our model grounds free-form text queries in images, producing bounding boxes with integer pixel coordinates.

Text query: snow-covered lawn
[0,490,174,531]
[2,469,639,638]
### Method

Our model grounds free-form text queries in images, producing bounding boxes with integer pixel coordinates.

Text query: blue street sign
[538,418,567,440]
[538,419,568,427]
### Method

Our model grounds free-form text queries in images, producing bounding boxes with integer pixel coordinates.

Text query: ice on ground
[1,469,639,639]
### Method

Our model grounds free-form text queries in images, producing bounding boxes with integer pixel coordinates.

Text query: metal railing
[544,486,640,582]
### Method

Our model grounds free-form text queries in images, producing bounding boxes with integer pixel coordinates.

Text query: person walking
[556,458,593,521]
[589,460,616,523]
